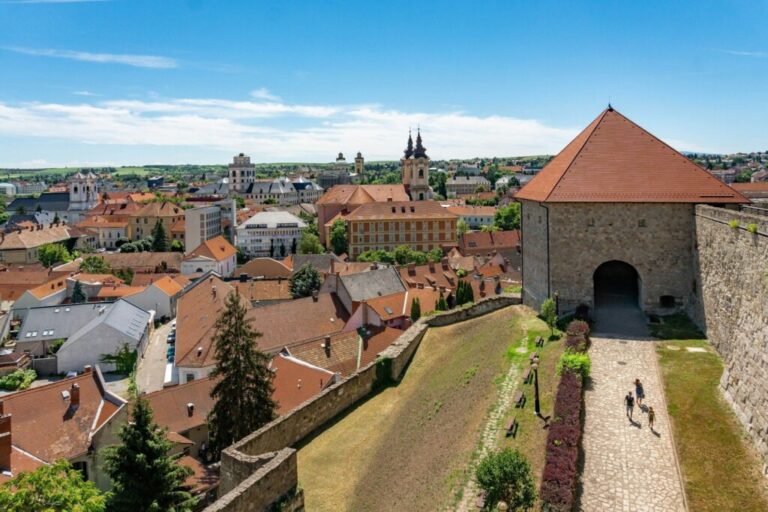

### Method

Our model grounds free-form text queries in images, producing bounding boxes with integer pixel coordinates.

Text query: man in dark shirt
[625,391,635,420]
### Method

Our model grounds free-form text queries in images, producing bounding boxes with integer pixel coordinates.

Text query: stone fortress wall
[204,294,522,511]
[690,204,768,473]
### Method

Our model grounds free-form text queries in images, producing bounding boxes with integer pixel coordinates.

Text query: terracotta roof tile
[233,279,292,302]
[152,275,184,296]
[516,108,749,203]
[346,201,458,221]
[235,258,292,279]
[187,236,237,262]
[316,185,409,205]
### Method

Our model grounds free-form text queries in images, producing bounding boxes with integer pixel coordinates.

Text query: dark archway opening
[593,260,640,309]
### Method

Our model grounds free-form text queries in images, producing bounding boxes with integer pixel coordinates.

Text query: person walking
[648,406,656,431]
[635,378,645,408]
[625,391,635,421]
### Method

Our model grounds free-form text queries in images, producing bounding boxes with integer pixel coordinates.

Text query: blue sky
[0,0,766,167]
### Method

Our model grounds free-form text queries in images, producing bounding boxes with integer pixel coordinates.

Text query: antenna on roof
[607,100,613,112]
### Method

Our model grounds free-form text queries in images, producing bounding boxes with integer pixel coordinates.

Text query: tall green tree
[38,243,72,267]
[71,280,87,303]
[103,396,194,512]
[435,292,448,311]
[288,262,322,298]
[151,220,169,252]
[329,219,348,255]
[298,231,324,254]
[540,297,557,337]
[80,255,110,273]
[208,292,276,456]
[494,203,521,231]
[0,460,107,512]
[410,297,421,322]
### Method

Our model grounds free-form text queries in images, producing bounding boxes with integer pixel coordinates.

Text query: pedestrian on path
[625,391,635,420]
[635,378,645,408]
[648,407,656,431]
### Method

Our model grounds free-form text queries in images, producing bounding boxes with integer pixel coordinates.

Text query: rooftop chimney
[0,411,11,472]
[186,402,195,417]
[312,290,318,302]
[211,286,217,298]
[83,365,92,374]
[361,300,369,326]
[70,383,80,409]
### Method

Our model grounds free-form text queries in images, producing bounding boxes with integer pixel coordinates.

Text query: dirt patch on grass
[657,339,768,512]
[297,306,535,512]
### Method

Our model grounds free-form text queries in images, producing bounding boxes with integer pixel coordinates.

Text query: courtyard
[296,306,551,512]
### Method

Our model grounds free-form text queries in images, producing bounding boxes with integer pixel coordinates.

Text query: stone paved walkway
[580,335,687,512]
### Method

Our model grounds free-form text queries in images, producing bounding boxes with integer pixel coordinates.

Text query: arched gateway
[593,260,640,309]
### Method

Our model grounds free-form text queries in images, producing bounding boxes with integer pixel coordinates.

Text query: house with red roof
[516,107,748,315]
[181,236,237,277]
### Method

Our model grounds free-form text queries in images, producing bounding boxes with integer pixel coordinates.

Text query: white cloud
[73,90,99,97]
[250,88,281,102]
[0,94,585,164]
[3,47,177,69]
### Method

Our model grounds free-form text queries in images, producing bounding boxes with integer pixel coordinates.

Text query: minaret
[401,131,414,188]
[354,152,364,176]
[410,129,430,200]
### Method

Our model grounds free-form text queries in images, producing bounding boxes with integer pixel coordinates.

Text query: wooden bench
[514,391,526,408]
[535,335,544,347]
[475,492,486,509]
[505,416,518,437]
[529,351,539,362]
[521,367,532,384]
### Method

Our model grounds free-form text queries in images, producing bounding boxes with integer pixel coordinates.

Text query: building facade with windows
[235,211,306,258]
[345,201,457,260]
[184,205,222,253]
[228,153,256,193]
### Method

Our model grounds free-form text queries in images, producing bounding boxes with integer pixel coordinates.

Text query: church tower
[69,171,99,215]
[409,130,430,200]
[401,132,414,189]
[354,152,364,176]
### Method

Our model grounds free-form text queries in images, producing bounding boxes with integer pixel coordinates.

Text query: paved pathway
[136,320,173,393]
[580,334,687,512]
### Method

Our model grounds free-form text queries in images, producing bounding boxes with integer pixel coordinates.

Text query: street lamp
[531,356,541,417]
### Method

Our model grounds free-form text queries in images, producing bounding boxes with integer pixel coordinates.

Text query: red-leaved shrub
[565,319,590,338]
[540,369,583,512]
[564,334,587,353]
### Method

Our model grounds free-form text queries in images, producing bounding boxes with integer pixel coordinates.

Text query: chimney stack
[84,365,92,374]
[361,300,368,326]
[186,403,195,417]
[70,383,80,408]
[312,290,318,302]
[0,411,11,472]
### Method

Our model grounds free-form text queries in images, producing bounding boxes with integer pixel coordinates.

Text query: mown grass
[499,325,565,511]
[649,312,704,339]
[657,339,768,512]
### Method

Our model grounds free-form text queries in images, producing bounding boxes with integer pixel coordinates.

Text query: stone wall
[208,294,522,511]
[690,205,768,471]
[520,199,550,309]
[548,202,695,313]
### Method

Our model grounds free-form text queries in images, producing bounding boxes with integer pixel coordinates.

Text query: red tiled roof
[316,184,409,205]
[235,258,292,279]
[398,261,458,291]
[460,230,520,253]
[515,108,749,203]
[346,201,458,221]
[187,236,237,262]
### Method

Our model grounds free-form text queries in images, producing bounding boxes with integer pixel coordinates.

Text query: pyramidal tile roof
[515,108,749,203]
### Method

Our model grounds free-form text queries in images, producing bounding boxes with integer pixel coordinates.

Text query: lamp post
[532,356,541,417]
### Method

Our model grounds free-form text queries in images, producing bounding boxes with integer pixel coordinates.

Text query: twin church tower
[401,130,430,200]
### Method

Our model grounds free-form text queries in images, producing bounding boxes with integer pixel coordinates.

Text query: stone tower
[69,171,99,213]
[229,153,256,193]
[409,130,430,200]
[354,151,364,176]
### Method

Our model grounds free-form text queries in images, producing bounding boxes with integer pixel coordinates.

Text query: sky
[0,0,766,167]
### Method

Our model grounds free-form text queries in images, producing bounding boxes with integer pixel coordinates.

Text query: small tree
[71,280,87,303]
[330,219,348,256]
[170,239,184,252]
[151,220,169,252]
[104,396,194,512]
[208,292,276,456]
[410,297,421,321]
[80,255,110,273]
[494,203,521,231]
[457,219,469,237]
[0,460,107,512]
[475,448,536,511]
[38,243,72,267]
[99,343,138,375]
[541,297,557,337]
[435,292,448,311]
[289,262,322,298]
[298,231,324,255]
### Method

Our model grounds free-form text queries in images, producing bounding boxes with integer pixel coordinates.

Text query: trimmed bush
[565,320,589,338]
[557,351,591,378]
[540,369,583,512]
[564,334,587,353]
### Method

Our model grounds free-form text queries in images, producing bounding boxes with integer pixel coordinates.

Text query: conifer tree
[410,297,421,321]
[289,262,322,298]
[71,280,86,303]
[103,395,194,512]
[207,291,276,457]
[151,220,169,252]
[435,292,448,311]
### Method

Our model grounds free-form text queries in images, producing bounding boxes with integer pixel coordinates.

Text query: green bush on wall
[747,223,758,234]
[557,351,591,378]
[728,220,740,229]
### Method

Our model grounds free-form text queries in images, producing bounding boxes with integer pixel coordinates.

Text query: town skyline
[1,1,767,167]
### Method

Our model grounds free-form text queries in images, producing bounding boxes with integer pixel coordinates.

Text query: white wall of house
[124,286,176,319]
[13,289,66,312]
[56,323,149,374]
[181,255,235,277]
[177,365,213,385]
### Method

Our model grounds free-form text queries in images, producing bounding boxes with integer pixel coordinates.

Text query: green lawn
[657,339,768,512]
[297,306,542,512]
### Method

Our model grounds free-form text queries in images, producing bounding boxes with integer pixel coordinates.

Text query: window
[186,373,195,382]
[72,461,88,481]
[638,219,647,228]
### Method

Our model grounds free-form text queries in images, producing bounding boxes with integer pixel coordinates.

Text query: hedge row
[540,369,584,512]
[564,320,591,352]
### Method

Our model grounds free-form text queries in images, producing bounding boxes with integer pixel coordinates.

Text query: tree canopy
[103,395,194,512]
[0,460,108,512]
[329,219,348,256]
[38,243,73,267]
[298,231,325,255]
[494,203,521,231]
[289,262,322,298]
[208,291,276,456]
[71,280,87,303]
[475,448,536,511]
[80,255,110,274]
[151,220,169,252]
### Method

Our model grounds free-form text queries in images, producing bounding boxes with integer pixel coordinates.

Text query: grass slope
[297,306,538,512]
[657,339,768,512]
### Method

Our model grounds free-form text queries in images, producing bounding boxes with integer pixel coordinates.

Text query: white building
[235,211,306,258]
[0,183,16,196]
[181,236,237,277]
[184,205,222,253]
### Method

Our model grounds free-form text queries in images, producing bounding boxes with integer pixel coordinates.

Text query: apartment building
[235,211,306,258]
[345,201,457,260]
[446,175,491,197]
[184,205,222,253]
